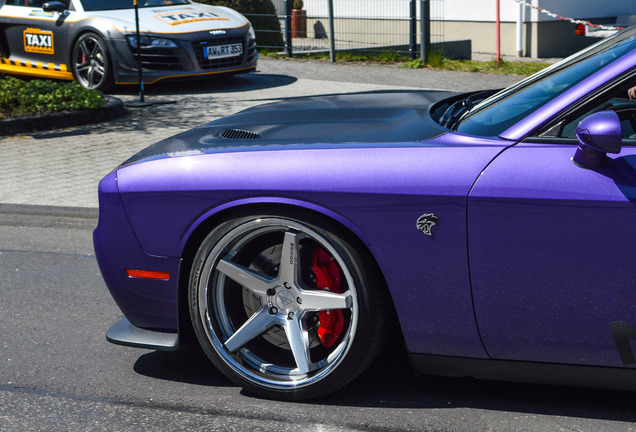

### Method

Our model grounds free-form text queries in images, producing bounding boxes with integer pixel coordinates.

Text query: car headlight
[126,35,178,49]
[248,24,256,41]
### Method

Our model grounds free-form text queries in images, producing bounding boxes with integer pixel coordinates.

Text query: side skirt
[412,354,636,391]
[0,58,73,80]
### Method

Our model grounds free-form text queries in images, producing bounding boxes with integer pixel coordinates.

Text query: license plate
[203,43,243,60]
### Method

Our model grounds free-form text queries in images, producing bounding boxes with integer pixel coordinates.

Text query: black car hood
[125,90,455,165]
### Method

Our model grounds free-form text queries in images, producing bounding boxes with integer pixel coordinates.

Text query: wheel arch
[176,199,402,348]
[68,26,116,90]
[68,26,110,62]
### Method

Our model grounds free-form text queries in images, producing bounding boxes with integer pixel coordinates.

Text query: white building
[272,0,636,58]
[444,0,636,58]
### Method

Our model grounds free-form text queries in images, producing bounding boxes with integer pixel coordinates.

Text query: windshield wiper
[440,98,473,129]
[440,90,498,130]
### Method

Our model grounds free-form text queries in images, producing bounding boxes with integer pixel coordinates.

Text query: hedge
[197,0,285,49]
[0,76,104,119]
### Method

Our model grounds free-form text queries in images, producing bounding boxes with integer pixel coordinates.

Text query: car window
[533,70,636,146]
[454,28,636,138]
[80,0,191,11]
[562,102,636,143]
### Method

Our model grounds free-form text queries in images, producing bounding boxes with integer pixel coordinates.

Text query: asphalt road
[2,60,636,431]
[2,211,636,431]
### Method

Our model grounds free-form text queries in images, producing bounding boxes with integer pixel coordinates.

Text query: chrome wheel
[190,214,386,399]
[72,33,112,91]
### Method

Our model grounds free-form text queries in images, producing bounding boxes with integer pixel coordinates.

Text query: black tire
[71,33,113,92]
[188,212,388,400]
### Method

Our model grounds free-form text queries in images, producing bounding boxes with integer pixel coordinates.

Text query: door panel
[0,3,73,78]
[469,142,636,367]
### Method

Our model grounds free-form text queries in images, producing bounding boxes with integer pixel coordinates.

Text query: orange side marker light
[126,269,170,280]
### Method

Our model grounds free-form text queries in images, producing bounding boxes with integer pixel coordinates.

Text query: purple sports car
[95,27,636,400]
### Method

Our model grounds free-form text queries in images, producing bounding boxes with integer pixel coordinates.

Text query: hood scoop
[220,128,261,140]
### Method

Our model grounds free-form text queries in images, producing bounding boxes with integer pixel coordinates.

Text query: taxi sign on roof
[154,10,230,26]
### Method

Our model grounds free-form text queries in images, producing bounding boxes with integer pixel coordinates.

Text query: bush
[197,0,284,49]
[0,76,104,119]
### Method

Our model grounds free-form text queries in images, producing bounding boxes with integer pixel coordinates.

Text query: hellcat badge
[416,213,439,236]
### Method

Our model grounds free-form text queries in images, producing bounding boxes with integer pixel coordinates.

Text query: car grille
[132,48,185,71]
[192,36,245,69]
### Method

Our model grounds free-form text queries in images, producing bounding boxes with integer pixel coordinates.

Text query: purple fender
[113,135,510,357]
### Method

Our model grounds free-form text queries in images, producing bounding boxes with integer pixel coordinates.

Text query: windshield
[80,0,192,11]
[455,27,636,137]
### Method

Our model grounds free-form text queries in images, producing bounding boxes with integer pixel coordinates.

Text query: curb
[0,95,127,136]
[0,203,98,219]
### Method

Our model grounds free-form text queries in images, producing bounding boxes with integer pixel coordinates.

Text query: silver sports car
[0,0,258,90]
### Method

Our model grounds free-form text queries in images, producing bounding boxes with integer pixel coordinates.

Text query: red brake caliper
[312,248,344,348]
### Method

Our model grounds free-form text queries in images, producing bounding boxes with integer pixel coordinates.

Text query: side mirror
[573,110,622,169]
[42,2,66,13]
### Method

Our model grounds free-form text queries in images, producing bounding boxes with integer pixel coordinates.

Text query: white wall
[443,0,519,22]
[446,0,636,22]
[302,0,410,19]
[291,0,636,22]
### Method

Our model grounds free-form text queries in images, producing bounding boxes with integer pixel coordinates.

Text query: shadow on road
[133,344,232,388]
[323,345,636,424]
[112,73,297,96]
[134,341,636,424]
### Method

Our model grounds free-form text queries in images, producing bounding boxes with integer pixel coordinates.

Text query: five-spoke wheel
[71,33,113,91]
[189,214,387,400]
